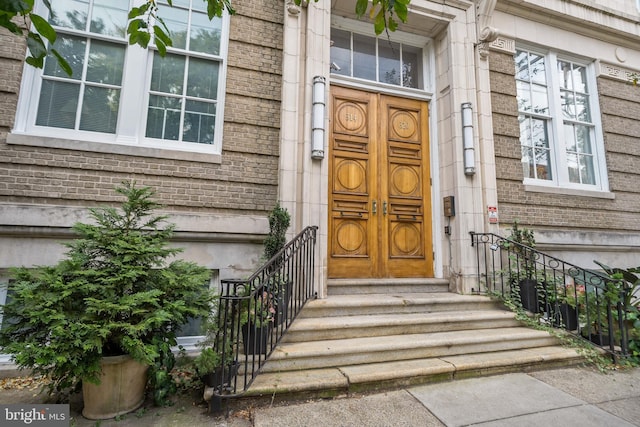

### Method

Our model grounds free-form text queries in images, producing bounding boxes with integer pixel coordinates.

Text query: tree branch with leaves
[1,0,411,76]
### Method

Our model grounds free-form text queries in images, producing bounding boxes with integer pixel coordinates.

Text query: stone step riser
[260,335,559,372]
[328,284,449,295]
[298,301,502,318]
[282,318,522,342]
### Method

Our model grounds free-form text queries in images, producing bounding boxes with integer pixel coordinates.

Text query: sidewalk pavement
[2,365,639,426]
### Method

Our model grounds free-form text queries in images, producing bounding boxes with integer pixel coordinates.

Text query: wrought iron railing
[207,226,317,405]
[470,232,630,360]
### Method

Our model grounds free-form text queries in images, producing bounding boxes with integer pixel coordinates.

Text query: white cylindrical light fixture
[311,76,326,159]
[461,102,475,176]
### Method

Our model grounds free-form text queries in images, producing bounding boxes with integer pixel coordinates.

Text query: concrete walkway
[2,365,639,426]
[250,366,640,427]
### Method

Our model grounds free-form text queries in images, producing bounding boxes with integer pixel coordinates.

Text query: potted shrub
[194,312,237,387]
[0,181,214,419]
[263,202,291,325]
[504,221,541,312]
[239,290,274,356]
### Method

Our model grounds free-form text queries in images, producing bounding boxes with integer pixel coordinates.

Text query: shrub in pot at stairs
[505,221,541,313]
[0,181,214,419]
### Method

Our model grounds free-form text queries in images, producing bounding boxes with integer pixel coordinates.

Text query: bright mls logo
[1,404,69,426]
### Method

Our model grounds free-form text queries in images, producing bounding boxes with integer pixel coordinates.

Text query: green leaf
[51,49,72,76]
[25,31,46,59]
[0,0,31,14]
[30,13,56,44]
[388,16,398,32]
[0,15,22,35]
[153,24,172,47]
[355,0,369,17]
[373,10,386,35]
[128,4,149,20]
[393,0,408,22]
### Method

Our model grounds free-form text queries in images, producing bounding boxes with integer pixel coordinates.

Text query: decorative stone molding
[478,26,500,59]
[597,62,638,83]
[286,0,300,16]
[489,36,515,55]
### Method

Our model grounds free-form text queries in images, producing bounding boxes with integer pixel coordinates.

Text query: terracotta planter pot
[82,355,148,420]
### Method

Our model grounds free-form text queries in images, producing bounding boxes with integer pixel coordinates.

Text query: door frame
[327,83,438,279]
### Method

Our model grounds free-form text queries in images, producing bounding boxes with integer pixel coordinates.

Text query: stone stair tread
[288,310,517,331]
[304,292,497,308]
[245,346,583,397]
[270,327,554,359]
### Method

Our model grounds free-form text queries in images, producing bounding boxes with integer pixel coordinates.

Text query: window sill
[524,183,615,199]
[6,133,222,164]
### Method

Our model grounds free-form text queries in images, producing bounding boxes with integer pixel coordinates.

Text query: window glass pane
[45,35,86,80]
[521,146,534,179]
[353,33,376,81]
[91,0,129,37]
[150,54,185,94]
[579,154,596,185]
[330,28,351,76]
[162,7,189,49]
[36,81,80,129]
[529,53,546,85]
[402,45,421,89]
[187,58,218,100]
[86,41,125,85]
[146,95,182,140]
[183,100,216,144]
[531,84,549,115]
[379,40,401,86]
[190,12,222,55]
[50,0,89,30]
[564,123,576,153]
[515,50,530,80]
[575,94,590,122]
[534,148,552,180]
[567,152,580,183]
[516,81,531,112]
[576,125,593,155]
[558,61,587,93]
[532,118,550,150]
[572,65,587,93]
[80,87,120,133]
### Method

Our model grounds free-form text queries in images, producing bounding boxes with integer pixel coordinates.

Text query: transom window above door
[330,27,425,90]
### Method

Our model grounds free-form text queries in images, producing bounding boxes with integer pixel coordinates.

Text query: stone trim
[597,62,639,83]
[489,36,515,55]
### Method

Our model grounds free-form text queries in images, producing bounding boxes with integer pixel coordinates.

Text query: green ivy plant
[0,181,214,402]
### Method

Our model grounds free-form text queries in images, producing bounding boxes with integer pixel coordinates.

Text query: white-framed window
[515,47,608,191]
[13,0,229,155]
[175,270,219,350]
[330,17,432,94]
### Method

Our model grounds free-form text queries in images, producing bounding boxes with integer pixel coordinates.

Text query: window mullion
[546,52,566,185]
[116,44,150,144]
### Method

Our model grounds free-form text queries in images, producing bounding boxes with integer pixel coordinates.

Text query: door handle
[372,200,377,214]
[383,201,387,215]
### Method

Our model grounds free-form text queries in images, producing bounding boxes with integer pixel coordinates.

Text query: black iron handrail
[470,232,630,360]
[208,226,317,403]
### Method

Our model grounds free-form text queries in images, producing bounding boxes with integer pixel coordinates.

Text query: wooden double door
[328,86,434,278]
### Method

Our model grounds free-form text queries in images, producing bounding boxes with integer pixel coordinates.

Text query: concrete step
[327,278,450,295]
[282,310,522,342]
[261,327,560,372]
[245,346,584,398]
[298,292,503,318]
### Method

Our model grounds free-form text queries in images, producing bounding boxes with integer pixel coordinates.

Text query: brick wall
[489,50,640,232]
[0,0,283,214]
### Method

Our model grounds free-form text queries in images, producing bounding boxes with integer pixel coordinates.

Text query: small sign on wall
[488,206,498,224]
